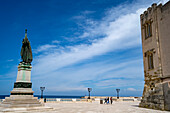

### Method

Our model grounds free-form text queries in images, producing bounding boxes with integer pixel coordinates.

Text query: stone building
[139,1,170,111]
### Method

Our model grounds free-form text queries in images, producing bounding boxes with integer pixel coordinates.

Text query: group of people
[104,97,113,104]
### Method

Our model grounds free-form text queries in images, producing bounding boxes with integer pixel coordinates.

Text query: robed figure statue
[20,29,33,64]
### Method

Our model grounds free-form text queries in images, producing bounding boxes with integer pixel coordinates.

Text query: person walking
[110,97,113,104]
[104,98,107,104]
[107,97,109,104]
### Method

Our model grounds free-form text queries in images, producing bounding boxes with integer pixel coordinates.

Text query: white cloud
[82,10,95,15]
[32,58,144,94]
[47,86,87,92]
[33,6,146,76]
[52,40,60,44]
[7,59,14,62]
[30,1,151,94]
[34,44,57,53]
[94,79,143,88]
[127,88,137,91]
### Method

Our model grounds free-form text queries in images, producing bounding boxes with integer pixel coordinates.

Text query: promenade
[0,101,169,113]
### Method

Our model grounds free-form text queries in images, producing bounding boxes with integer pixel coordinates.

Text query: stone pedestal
[1,63,43,108]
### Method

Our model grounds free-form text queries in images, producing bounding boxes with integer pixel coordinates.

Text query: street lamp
[116,89,120,99]
[88,88,92,99]
[40,87,45,99]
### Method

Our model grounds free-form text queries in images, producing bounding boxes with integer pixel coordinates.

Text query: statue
[20,29,33,64]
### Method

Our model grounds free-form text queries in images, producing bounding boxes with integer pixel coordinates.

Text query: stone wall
[139,69,165,110]
[139,1,170,111]
[163,82,170,110]
[159,2,170,78]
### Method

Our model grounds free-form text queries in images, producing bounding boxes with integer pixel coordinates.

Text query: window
[148,23,152,37]
[144,21,152,39]
[148,53,154,70]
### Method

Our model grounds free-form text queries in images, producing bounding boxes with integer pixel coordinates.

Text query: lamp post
[88,88,92,99]
[40,87,45,99]
[116,89,120,99]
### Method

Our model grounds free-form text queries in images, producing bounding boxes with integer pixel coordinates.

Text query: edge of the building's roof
[163,0,170,6]
[162,0,170,11]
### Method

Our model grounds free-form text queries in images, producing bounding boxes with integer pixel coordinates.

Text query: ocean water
[0,95,84,99]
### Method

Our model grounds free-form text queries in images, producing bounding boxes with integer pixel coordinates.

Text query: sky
[0,0,169,96]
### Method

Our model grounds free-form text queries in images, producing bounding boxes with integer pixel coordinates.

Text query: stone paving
[0,101,169,113]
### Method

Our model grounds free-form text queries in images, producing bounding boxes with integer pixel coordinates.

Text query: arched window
[144,20,152,39]
[148,53,154,70]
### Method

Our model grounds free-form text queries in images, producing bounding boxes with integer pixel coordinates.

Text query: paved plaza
[0,101,169,113]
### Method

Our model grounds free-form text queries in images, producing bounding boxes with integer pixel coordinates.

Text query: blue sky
[0,0,168,96]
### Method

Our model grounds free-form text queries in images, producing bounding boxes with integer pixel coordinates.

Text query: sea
[0,95,84,99]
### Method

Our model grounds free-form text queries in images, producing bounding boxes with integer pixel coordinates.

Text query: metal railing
[45,98,88,102]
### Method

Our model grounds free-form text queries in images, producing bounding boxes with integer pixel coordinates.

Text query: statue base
[0,95,43,108]
[0,63,43,108]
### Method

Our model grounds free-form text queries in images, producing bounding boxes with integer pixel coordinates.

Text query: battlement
[141,1,170,20]
[140,3,162,22]
[140,1,170,24]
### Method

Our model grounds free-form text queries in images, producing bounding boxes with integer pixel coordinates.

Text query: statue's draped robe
[20,37,33,64]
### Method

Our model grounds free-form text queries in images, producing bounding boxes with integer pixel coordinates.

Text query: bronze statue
[20,29,33,64]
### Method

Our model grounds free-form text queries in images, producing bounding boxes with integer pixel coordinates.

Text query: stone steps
[4,98,40,101]
[2,101,41,104]
[1,96,43,108]
[3,99,41,104]
[0,103,42,108]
